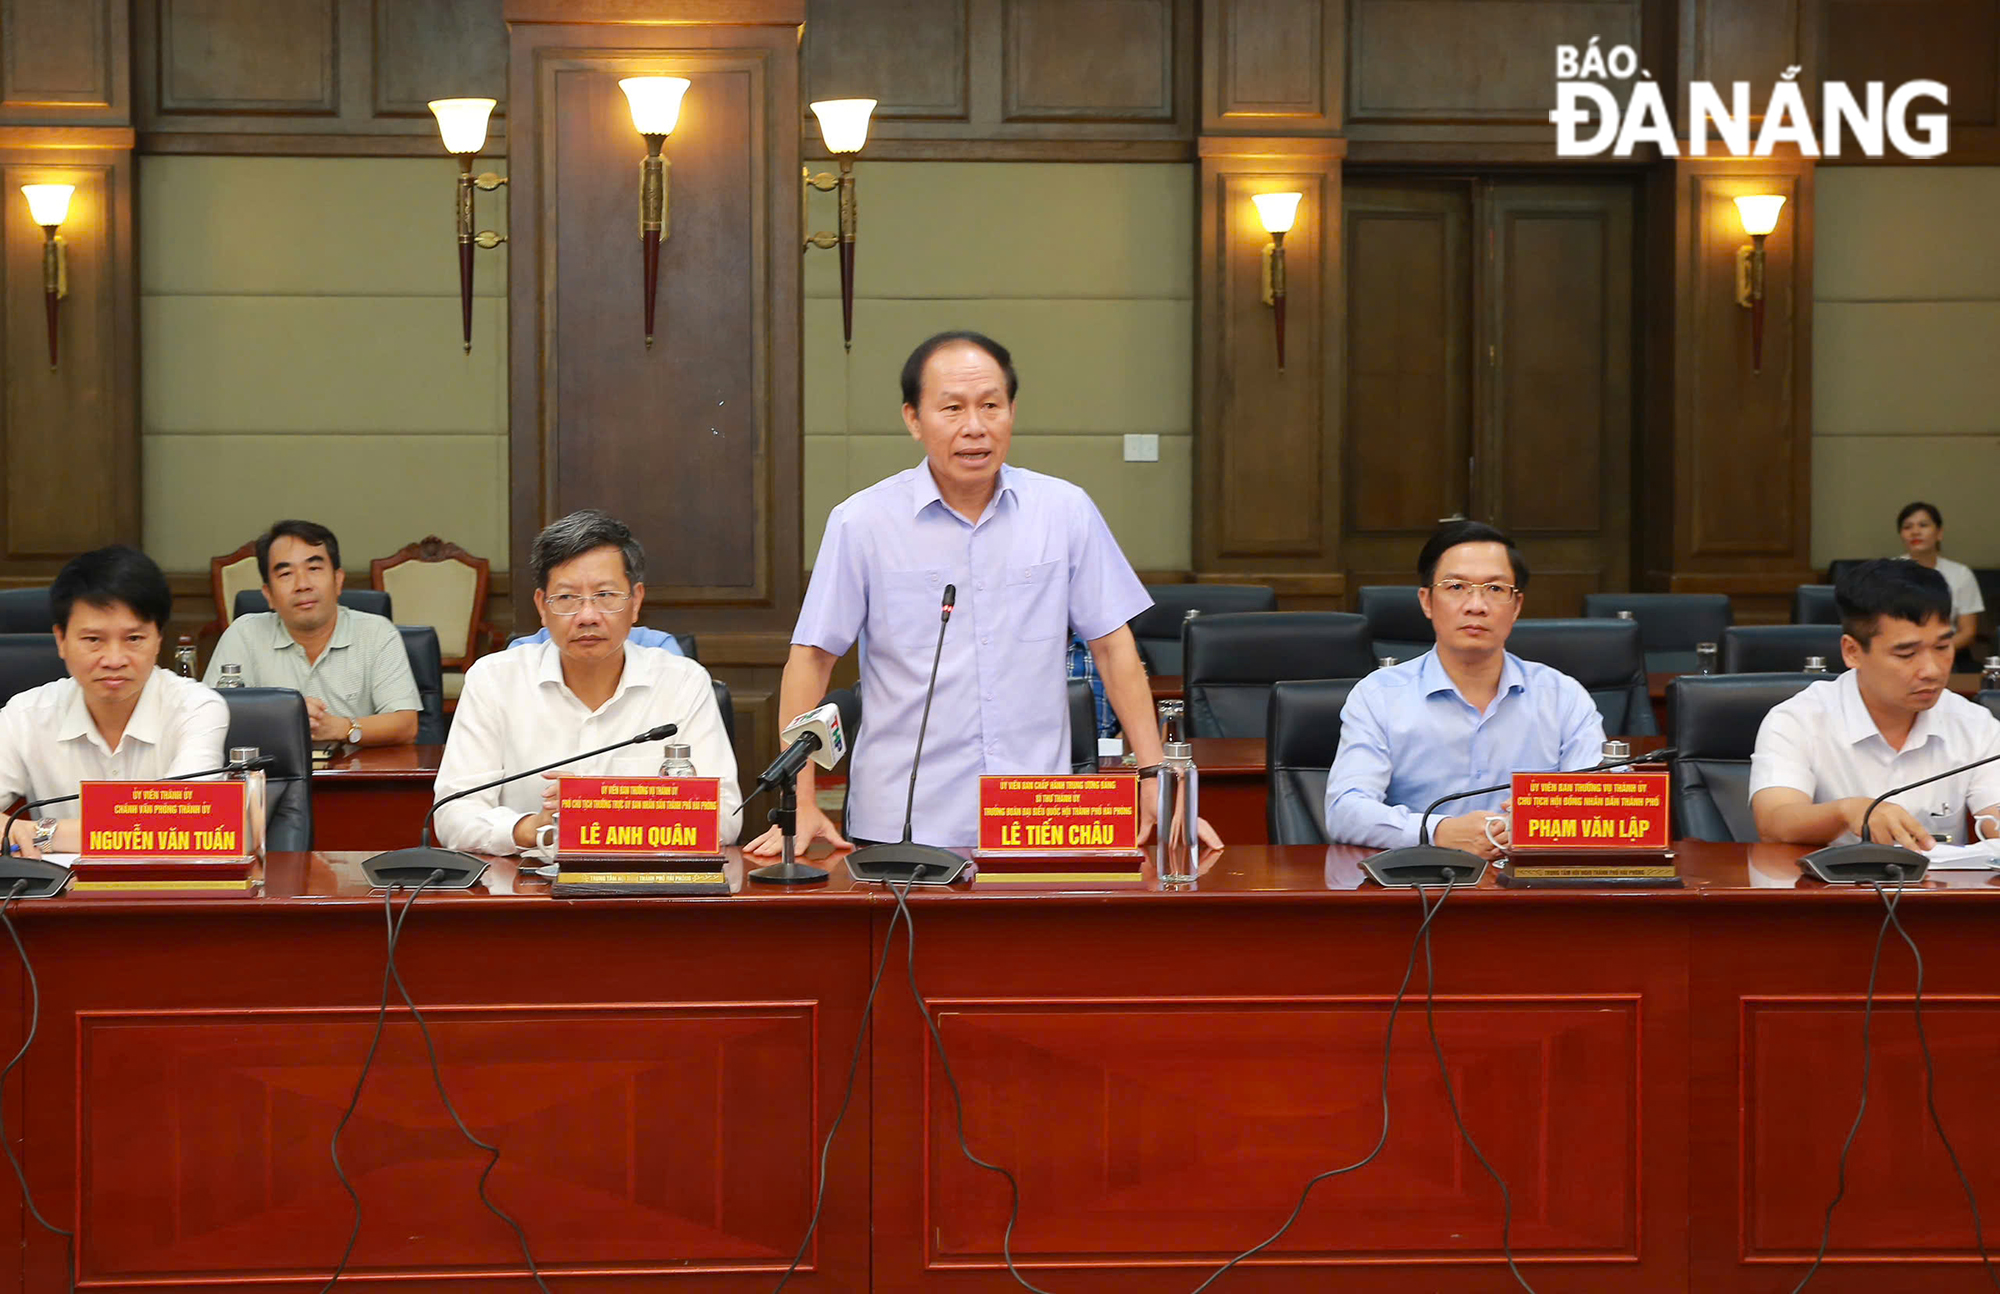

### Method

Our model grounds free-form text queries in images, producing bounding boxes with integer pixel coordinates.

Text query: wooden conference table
[6,844,2000,1291]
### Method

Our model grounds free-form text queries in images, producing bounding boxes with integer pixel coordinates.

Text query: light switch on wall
[1123,434,1159,462]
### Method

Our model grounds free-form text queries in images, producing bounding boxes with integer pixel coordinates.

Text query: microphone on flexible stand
[846,583,972,885]
[1359,747,1677,888]
[0,753,279,899]
[364,723,677,890]
[1794,750,2000,883]
[747,702,851,884]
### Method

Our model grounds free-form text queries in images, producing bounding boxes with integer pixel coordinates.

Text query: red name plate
[977,774,1140,855]
[79,780,248,859]
[1510,769,1670,852]
[556,776,721,856]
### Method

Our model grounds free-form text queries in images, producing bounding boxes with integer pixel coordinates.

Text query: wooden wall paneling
[803,0,971,122]
[1350,0,1644,125]
[1000,0,1188,126]
[1194,137,1343,597]
[0,144,137,570]
[1682,0,1812,114]
[136,0,510,153]
[1202,0,1344,134]
[0,0,127,124]
[1648,157,1816,615]
[1816,0,2000,163]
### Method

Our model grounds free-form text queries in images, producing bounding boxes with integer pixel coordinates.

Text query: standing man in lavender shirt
[745,330,1221,852]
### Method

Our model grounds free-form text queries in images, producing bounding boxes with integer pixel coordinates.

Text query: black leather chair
[1825,559,1867,587]
[395,625,448,744]
[1582,592,1732,674]
[1668,673,1829,841]
[1507,618,1656,736]
[710,679,735,747]
[0,587,54,634]
[1182,612,1374,739]
[220,687,313,853]
[1723,624,1845,674]
[234,588,393,620]
[1792,584,1841,625]
[1357,586,1433,664]
[1979,690,2000,723]
[1128,584,1277,676]
[675,633,699,662]
[1266,678,1362,845]
[0,633,66,704]
[1068,678,1096,773]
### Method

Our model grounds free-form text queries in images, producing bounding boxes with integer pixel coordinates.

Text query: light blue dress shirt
[793,462,1151,846]
[1324,650,1606,848]
[510,626,683,655]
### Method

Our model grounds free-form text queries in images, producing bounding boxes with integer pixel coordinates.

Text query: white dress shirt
[1749,671,2000,843]
[0,669,230,809]
[432,639,742,855]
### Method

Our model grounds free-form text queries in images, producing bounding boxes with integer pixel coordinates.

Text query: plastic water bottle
[659,742,696,778]
[1154,740,1199,883]
[216,663,245,689]
[230,746,266,857]
[1803,656,1828,673]
[1982,656,2000,692]
[1156,698,1185,745]
[174,635,196,678]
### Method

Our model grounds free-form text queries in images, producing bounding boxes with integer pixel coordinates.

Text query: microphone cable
[0,881,75,1294]
[1791,875,2000,1292]
[771,891,909,1291]
[1184,868,1456,1293]
[321,872,552,1292]
[1415,880,1538,1293]
[885,875,1051,1293]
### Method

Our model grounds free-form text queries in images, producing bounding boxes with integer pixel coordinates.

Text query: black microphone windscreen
[637,723,677,743]
[943,583,956,607]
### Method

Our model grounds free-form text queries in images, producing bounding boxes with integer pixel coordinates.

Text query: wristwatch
[346,719,363,745]
[32,818,57,850]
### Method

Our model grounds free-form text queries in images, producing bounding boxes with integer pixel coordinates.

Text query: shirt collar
[265,605,356,654]
[1418,648,1527,704]
[911,460,1018,522]
[56,669,169,752]
[1835,668,1941,751]
[535,637,659,706]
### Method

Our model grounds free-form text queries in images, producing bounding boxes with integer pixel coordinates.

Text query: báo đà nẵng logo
[1550,38,1948,159]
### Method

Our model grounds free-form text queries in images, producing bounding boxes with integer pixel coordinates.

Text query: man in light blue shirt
[745,330,1219,851]
[1325,520,1604,856]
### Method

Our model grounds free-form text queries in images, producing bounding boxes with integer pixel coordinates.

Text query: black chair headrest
[1668,672,1831,759]
[1184,612,1375,684]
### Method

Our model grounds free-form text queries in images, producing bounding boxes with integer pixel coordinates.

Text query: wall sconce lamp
[21,184,72,369]
[1252,192,1302,372]
[428,98,506,354]
[620,75,692,349]
[1733,194,1785,374]
[803,98,876,352]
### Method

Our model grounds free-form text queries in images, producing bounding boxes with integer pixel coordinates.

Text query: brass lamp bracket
[472,172,507,192]
[473,230,506,249]
[49,233,66,300]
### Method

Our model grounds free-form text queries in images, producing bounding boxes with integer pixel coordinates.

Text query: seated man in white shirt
[0,546,229,856]
[1751,559,2000,850]
[432,509,742,854]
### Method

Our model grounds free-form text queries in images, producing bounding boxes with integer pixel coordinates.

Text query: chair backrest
[1667,672,1829,841]
[1825,558,1867,587]
[234,588,392,621]
[0,633,66,705]
[210,541,260,627]
[395,625,448,744]
[1127,583,1278,675]
[1723,624,1846,674]
[1266,678,1362,845]
[1182,611,1375,738]
[1979,690,2000,723]
[676,633,699,662]
[0,588,54,635]
[1506,618,1654,736]
[711,678,735,747]
[221,687,313,853]
[1067,678,1096,772]
[1581,592,1731,672]
[1357,585,1434,663]
[370,536,492,667]
[1792,584,1841,625]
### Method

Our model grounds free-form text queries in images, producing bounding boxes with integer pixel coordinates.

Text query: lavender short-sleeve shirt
[793,462,1151,846]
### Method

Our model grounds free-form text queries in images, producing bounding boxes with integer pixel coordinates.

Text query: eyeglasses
[1432,579,1520,601]
[544,591,632,616]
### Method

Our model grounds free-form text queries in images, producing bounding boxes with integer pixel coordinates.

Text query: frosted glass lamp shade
[428,98,496,155]
[21,184,73,228]
[1734,194,1785,237]
[621,77,692,136]
[810,98,877,154]
[1252,192,1303,234]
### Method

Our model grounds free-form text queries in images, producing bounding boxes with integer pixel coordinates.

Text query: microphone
[846,583,972,885]
[364,723,677,890]
[755,702,848,793]
[1795,749,2000,884]
[0,753,281,899]
[1360,747,1677,888]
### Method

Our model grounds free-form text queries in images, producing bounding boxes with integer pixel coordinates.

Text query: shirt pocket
[878,567,950,651]
[1005,559,1067,642]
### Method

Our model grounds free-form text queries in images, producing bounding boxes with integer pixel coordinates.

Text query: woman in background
[1897,500,1981,660]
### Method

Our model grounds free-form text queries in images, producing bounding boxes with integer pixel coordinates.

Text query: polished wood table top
[313,742,447,780]
[52,842,1985,913]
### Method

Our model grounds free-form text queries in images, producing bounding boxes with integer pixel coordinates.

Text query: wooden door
[1342,174,1636,616]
